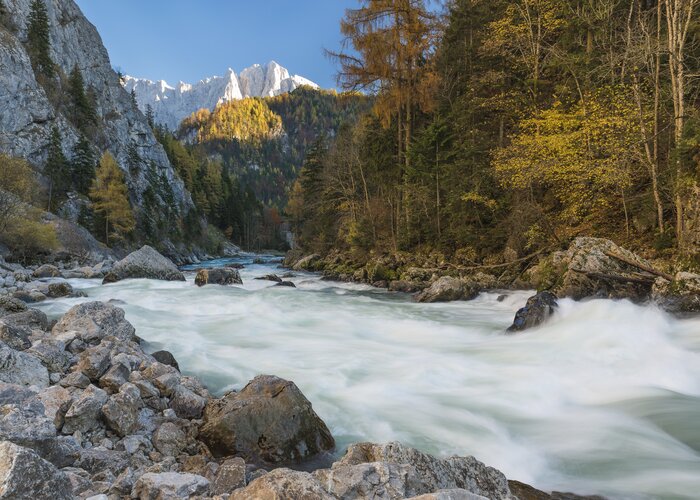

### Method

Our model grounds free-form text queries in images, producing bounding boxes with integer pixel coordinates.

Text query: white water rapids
[35,255,700,499]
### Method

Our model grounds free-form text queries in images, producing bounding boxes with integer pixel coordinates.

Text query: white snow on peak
[123,62,319,130]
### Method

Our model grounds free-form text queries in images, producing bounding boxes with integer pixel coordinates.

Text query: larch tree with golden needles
[90,152,135,244]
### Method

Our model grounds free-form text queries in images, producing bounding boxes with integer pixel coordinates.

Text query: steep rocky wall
[0,0,193,215]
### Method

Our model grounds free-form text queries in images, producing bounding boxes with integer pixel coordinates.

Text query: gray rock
[652,272,700,313]
[507,291,558,333]
[414,277,479,303]
[230,468,333,500]
[34,385,73,429]
[0,319,31,350]
[52,301,135,345]
[194,267,242,286]
[314,461,423,499]
[0,441,73,499]
[103,246,185,284]
[170,384,206,420]
[0,341,50,387]
[211,457,246,495]
[77,344,112,381]
[59,371,91,389]
[75,447,129,475]
[47,282,74,298]
[1,308,49,334]
[133,472,210,499]
[151,350,180,371]
[408,490,488,500]
[152,422,186,457]
[62,384,108,434]
[98,361,130,393]
[27,339,72,373]
[101,383,142,437]
[33,264,61,278]
[0,382,36,405]
[275,280,296,288]
[12,289,46,303]
[0,296,26,317]
[254,274,283,283]
[200,374,335,464]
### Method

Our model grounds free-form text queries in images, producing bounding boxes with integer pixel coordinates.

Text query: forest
[289,0,700,268]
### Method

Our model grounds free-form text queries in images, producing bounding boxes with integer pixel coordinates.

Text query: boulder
[408,490,488,500]
[152,422,186,456]
[62,384,109,434]
[12,289,46,303]
[46,282,74,298]
[0,319,31,350]
[292,254,321,271]
[275,280,296,288]
[52,302,136,345]
[230,468,333,500]
[0,296,26,317]
[414,277,479,303]
[102,246,185,284]
[0,341,49,388]
[74,447,129,476]
[34,385,73,429]
[1,309,49,339]
[27,339,72,373]
[170,385,206,420]
[151,350,180,371]
[652,272,700,314]
[0,441,73,500]
[194,267,242,287]
[210,457,246,495]
[313,461,422,499]
[507,291,558,333]
[255,274,283,283]
[33,264,62,278]
[101,383,142,437]
[132,472,209,499]
[200,374,335,464]
[389,280,426,293]
[77,344,112,381]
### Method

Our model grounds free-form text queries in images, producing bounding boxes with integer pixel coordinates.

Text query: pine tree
[68,65,97,131]
[130,88,138,109]
[126,141,141,174]
[70,135,96,195]
[26,0,54,79]
[145,104,155,129]
[90,152,135,244]
[45,126,68,211]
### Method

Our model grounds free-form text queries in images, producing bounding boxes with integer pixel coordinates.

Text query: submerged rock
[255,274,283,283]
[507,291,558,332]
[414,276,479,303]
[275,280,296,288]
[194,267,242,286]
[200,374,335,464]
[102,246,185,284]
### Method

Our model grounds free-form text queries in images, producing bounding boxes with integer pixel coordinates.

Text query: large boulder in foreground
[652,272,700,314]
[200,374,335,464]
[507,291,558,333]
[0,441,73,499]
[52,301,136,344]
[194,267,242,287]
[414,276,479,303]
[102,245,185,284]
[527,237,663,302]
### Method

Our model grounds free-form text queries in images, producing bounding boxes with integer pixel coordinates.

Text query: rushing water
[35,255,700,500]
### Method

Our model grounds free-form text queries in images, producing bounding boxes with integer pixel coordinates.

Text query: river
[35,254,700,500]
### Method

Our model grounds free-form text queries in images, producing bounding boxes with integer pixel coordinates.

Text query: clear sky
[74,0,357,89]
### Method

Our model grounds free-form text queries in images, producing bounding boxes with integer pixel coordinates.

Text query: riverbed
[35,255,700,500]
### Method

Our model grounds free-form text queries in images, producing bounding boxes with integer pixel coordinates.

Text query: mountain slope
[124,61,319,130]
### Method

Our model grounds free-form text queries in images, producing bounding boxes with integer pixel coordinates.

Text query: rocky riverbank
[0,245,611,499]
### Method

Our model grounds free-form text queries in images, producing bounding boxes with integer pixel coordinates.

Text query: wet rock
[200,374,335,464]
[102,246,185,284]
[52,301,136,345]
[255,274,283,283]
[132,472,210,499]
[652,272,700,314]
[62,385,108,434]
[0,441,73,500]
[507,291,558,333]
[0,341,49,387]
[152,422,186,456]
[389,280,426,293]
[101,383,142,437]
[210,457,246,495]
[33,264,62,278]
[414,276,479,303]
[275,280,296,288]
[194,267,242,286]
[47,282,74,298]
[151,350,180,371]
[230,468,333,500]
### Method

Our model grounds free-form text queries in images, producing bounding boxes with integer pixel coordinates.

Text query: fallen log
[603,251,673,281]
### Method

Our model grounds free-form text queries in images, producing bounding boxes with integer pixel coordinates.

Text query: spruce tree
[70,135,96,195]
[26,0,54,79]
[45,126,68,211]
[145,104,155,128]
[126,141,141,174]
[68,65,97,131]
[90,152,135,244]
[130,88,138,109]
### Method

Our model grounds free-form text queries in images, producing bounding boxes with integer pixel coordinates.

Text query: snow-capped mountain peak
[123,61,319,130]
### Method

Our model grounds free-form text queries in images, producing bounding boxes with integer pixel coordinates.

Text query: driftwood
[570,268,656,285]
[603,251,674,281]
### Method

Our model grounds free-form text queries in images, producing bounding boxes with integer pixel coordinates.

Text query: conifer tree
[90,152,135,244]
[126,141,141,174]
[45,126,68,211]
[68,65,97,131]
[26,0,54,79]
[130,88,138,109]
[70,135,96,195]
[145,104,155,129]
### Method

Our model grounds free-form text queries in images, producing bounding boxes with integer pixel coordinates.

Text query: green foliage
[26,0,54,79]
[67,65,97,133]
[70,135,96,195]
[45,126,69,211]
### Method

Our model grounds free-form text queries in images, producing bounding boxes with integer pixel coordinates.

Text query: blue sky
[75,0,357,89]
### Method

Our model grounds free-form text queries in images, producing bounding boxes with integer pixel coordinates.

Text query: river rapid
[35,255,700,500]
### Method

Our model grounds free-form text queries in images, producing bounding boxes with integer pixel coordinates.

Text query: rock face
[0,441,73,499]
[200,374,335,464]
[194,267,242,287]
[528,237,660,302]
[102,246,185,284]
[124,61,319,130]
[507,291,558,332]
[414,276,480,303]
[0,0,194,223]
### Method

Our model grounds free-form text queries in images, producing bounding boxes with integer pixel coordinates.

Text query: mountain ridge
[124,61,319,130]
